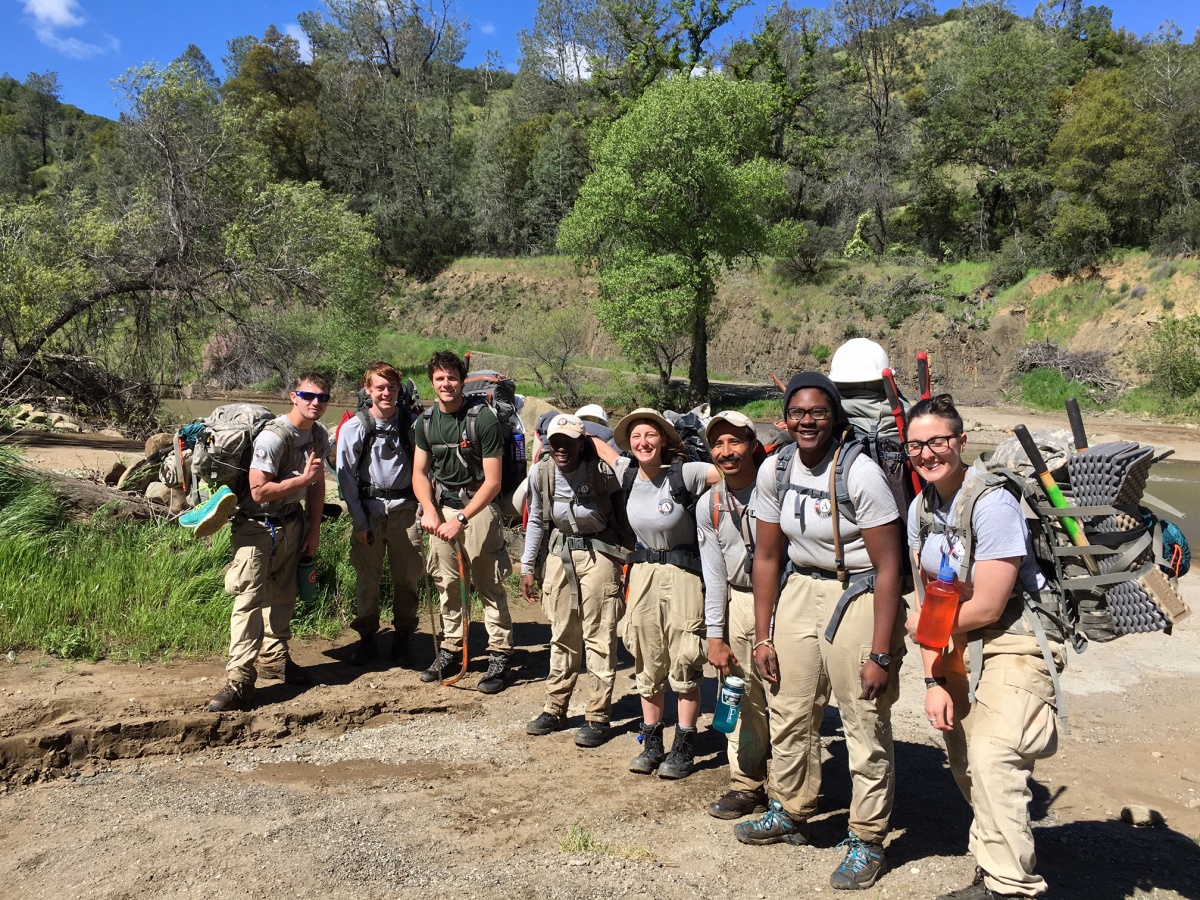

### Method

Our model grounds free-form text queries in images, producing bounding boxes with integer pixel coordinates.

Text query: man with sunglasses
[208,374,331,712]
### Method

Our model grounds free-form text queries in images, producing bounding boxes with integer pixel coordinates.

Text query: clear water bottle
[712,676,746,734]
[297,555,318,605]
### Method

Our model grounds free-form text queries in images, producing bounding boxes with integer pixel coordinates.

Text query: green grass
[1021,280,1123,343]
[936,259,992,296]
[558,821,653,861]
[1018,368,1099,412]
[736,398,782,420]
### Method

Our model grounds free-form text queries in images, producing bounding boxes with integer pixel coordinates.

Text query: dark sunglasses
[294,390,331,403]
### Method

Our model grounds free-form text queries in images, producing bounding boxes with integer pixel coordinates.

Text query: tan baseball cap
[546,413,585,440]
[706,409,756,443]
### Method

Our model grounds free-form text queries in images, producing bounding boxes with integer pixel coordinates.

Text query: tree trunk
[22,466,164,523]
[687,297,710,404]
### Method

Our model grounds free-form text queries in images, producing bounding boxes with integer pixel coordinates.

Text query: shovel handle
[1066,398,1087,452]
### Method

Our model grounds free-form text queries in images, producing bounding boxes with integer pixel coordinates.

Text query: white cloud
[480,21,496,35]
[22,0,117,59]
[284,23,313,63]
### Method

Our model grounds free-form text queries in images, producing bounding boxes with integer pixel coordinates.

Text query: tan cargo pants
[349,506,421,635]
[623,562,706,697]
[540,545,623,722]
[943,632,1064,897]
[767,572,905,843]
[726,586,770,792]
[428,502,513,654]
[225,514,306,687]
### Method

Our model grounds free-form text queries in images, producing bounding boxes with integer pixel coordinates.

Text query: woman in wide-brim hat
[599,407,719,780]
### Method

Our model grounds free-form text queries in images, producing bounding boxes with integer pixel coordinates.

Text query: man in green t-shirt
[412,351,515,693]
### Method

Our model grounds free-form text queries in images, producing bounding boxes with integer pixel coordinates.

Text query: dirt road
[2,588,1199,900]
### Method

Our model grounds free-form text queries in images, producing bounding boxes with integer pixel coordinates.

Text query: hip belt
[627,545,702,575]
[548,530,629,612]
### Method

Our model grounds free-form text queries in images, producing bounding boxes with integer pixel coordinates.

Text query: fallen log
[19,465,165,523]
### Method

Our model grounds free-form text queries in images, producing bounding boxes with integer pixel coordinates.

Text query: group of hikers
[202,345,1067,900]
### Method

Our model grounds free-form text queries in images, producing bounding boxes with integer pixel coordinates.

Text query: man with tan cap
[697,410,772,819]
[520,413,634,747]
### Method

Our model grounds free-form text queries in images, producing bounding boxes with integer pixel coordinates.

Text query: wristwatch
[868,652,893,670]
[456,512,469,527]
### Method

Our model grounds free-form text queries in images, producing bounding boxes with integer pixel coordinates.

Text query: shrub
[1137,315,1200,399]
[812,344,832,363]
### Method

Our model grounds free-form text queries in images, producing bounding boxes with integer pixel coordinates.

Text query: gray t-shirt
[249,416,329,512]
[697,481,757,639]
[614,457,710,551]
[336,410,415,533]
[755,444,898,573]
[907,466,1047,595]
[520,459,612,573]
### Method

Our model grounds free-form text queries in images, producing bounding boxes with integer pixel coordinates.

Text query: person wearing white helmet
[575,404,610,426]
[828,338,892,386]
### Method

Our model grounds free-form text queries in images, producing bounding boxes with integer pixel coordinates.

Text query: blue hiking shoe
[829,832,887,890]
[733,800,809,846]
[180,485,237,538]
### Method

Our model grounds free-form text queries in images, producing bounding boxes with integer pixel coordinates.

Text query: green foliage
[558,74,789,397]
[1018,368,1097,412]
[1137,315,1200,400]
[507,307,589,407]
[812,343,831,363]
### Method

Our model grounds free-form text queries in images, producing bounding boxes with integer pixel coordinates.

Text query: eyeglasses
[785,406,832,422]
[294,391,331,403]
[902,434,959,456]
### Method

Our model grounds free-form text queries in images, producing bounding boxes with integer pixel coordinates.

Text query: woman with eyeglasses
[905,394,1064,900]
[738,373,905,892]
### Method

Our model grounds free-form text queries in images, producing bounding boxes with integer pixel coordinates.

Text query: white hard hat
[575,403,609,426]
[829,338,891,383]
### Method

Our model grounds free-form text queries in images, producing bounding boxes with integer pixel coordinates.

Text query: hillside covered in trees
[2,0,1199,424]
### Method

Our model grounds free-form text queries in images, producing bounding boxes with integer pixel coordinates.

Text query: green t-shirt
[415,401,505,493]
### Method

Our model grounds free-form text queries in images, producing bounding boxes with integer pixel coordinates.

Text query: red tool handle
[883,368,922,497]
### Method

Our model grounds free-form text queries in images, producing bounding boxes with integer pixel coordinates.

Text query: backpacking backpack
[419,369,526,514]
[839,383,916,527]
[159,403,286,506]
[669,411,713,462]
[917,435,1191,731]
[535,453,636,555]
[326,379,421,499]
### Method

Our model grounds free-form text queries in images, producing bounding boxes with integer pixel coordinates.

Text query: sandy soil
[3,416,1200,899]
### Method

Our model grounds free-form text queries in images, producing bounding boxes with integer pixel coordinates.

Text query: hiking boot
[348,633,378,667]
[389,629,413,667]
[526,711,566,736]
[734,800,810,846]
[207,681,252,712]
[629,721,666,775]
[706,789,768,820]
[574,721,611,748]
[180,485,238,539]
[419,648,460,683]
[830,832,887,890]
[657,725,697,780]
[477,652,513,694]
[259,655,309,685]
[936,871,1006,900]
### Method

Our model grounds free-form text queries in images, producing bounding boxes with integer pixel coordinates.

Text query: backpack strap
[354,409,377,495]
[667,458,697,514]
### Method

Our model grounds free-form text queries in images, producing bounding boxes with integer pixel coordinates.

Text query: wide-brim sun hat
[613,407,681,451]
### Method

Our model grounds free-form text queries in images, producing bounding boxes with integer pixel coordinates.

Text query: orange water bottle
[916,556,961,649]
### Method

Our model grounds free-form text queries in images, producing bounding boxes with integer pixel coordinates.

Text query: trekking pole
[1014,425,1099,576]
[917,352,931,400]
[441,540,471,687]
[464,351,471,373]
[1065,398,1088,452]
[882,368,922,497]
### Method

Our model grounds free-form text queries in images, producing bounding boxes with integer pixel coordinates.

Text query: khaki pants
[623,562,705,697]
[943,633,1062,897]
[726,586,770,792]
[349,506,421,635]
[429,502,513,654]
[767,573,905,843]
[225,515,306,686]
[541,545,623,722]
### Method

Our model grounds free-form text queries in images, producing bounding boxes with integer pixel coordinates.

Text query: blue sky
[2,0,1198,117]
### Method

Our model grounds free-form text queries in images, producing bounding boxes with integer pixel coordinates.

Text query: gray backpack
[160,404,283,505]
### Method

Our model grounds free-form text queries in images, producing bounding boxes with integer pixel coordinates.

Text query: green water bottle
[297,555,318,605]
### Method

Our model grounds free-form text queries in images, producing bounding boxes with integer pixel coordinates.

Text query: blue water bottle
[713,676,746,734]
[512,430,526,466]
